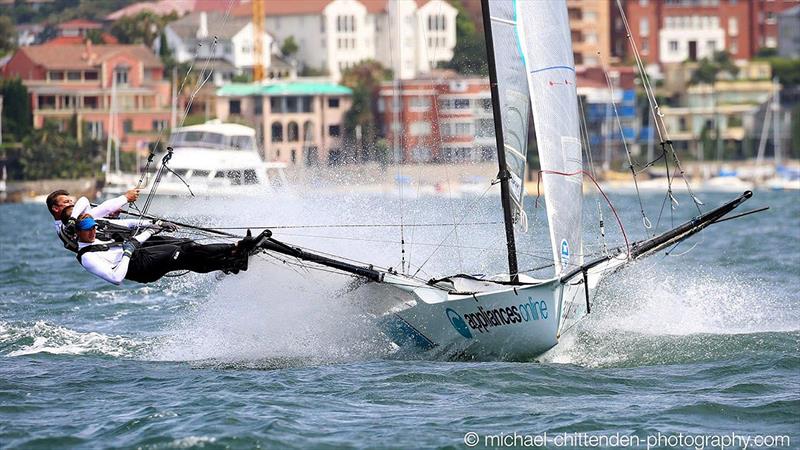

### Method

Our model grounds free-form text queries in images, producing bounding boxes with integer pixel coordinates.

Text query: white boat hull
[355,275,590,361]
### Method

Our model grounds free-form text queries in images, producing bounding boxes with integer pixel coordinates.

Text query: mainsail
[517,0,583,275]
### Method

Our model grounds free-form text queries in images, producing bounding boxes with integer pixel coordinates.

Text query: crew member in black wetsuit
[73,213,270,285]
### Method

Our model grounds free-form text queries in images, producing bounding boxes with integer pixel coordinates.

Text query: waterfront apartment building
[568,0,615,67]
[231,0,457,81]
[1,42,171,151]
[377,74,494,163]
[619,0,800,70]
[215,81,352,166]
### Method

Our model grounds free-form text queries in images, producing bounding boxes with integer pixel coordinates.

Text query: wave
[0,320,146,358]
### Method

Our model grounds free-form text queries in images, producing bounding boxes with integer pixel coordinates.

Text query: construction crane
[252,0,265,82]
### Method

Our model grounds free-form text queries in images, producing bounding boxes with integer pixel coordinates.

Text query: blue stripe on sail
[513,0,527,66]
[529,65,576,74]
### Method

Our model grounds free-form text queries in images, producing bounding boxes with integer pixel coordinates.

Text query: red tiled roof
[14,44,163,70]
[44,33,119,45]
[57,19,103,29]
[231,0,431,17]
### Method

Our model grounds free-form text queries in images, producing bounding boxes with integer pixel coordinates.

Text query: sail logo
[446,308,473,339]
[560,239,570,270]
[446,298,549,337]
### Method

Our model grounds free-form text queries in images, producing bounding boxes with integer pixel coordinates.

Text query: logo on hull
[445,298,549,337]
[446,308,473,339]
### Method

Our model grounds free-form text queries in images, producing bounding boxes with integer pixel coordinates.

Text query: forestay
[485,0,532,231]
[517,0,583,275]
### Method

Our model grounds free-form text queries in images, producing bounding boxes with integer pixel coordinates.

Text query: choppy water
[1,188,798,449]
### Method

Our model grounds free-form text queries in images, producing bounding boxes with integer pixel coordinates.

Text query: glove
[64,218,77,236]
[155,220,178,233]
[122,240,138,258]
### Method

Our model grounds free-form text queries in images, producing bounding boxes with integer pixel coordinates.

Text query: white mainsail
[517,0,583,275]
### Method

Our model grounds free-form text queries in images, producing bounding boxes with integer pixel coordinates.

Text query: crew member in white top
[74,213,270,285]
[45,188,140,252]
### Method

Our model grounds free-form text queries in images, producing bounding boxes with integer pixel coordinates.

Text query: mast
[481,0,519,282]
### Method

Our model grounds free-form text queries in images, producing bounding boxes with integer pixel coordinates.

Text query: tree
[0,78,32,141]
[440,0,487,76]
[689,51,739,85]
[110,11,177,47]
[340,60,393,163]
[11,121,105,179]
[281,36,299,58]
[0,16,15,56]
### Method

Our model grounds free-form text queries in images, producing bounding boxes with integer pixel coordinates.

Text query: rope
[534,169,630,256]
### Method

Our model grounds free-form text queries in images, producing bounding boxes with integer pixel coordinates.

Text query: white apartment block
[658,15,727,64]
[258,0,457,81]
[161,11,293,85]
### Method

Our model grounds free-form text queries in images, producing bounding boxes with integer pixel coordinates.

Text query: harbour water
[0,189,797,449]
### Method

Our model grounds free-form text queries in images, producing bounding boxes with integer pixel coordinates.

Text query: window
[63,95,77,109]
[328,97,340,108]
[706,40,716,52]
[287,122,299,142]
[38,95,56,109]
[271,122,283,142]
[409,96,431,111]
[84,96,99,109]
[730,39,738,54]
[585,32,598,44]
[409,121,431,136]
[728,17,738,36]
[123,120,133,133]
[271,97,285,113]
[229,99,241,114]
[328,125,341,137]
[87,121,103,139]
[585,11,598,21]
[669,40,679,52]
[481,98,492,111]
[640,18,649,37]
[152,120,167,131]
[291,149,297,164]
[85,71,98,81]
[286,96,298,113]
[301,96,313,113]
[254,96,262,115]
[453,99,470,109]
[641,37,649,53]
[114,68,129,85]
[226,170,242,185]
[67,71,81,81]
[243,169,259,185]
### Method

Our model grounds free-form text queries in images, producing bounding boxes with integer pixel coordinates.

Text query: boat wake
[148,258,395,366]
[0,320,145,358]
[540,262,799,367]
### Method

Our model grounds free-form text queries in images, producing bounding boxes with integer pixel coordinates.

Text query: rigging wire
[598,52,652,233]
[614,0,704,214]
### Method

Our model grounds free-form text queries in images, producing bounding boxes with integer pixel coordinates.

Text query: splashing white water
[149,257,393,364]
[1,320,144,357]
[540,262,799,367]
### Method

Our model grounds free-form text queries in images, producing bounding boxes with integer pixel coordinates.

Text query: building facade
[216,81,352,166]
[377,74,494,163]
[1,42,171,151]
[161,11,293,86]
[232,0,457,81]
[620,0,799,70]
[568,0,615,67]
[778,5,800,58]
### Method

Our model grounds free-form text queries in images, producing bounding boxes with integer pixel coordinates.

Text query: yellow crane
[252,0,265,82]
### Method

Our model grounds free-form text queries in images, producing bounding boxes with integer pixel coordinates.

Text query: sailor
[73,213,270,285]
[45,189,140,252]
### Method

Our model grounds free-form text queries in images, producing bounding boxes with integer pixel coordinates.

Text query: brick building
[619,0,800,69]
[377,73,494,163]
[2,42,172,151]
